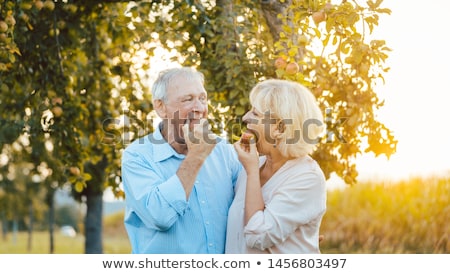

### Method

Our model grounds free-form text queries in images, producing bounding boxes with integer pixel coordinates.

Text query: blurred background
[0,0,448,254]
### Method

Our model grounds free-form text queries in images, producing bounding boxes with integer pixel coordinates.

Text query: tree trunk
[260,1,306,63]
[1,213,7,241]
[47,188,55,254]
[84,192,103,254]
[12,217,18,245]
[82,157,108,254]
[27,202,33,252]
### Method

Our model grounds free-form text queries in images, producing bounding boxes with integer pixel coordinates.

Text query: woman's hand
[233,133,259,173]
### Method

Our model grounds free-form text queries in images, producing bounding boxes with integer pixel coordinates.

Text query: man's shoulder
[124,133,157,152]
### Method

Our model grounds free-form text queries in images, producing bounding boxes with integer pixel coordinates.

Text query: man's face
[159,75,208,143]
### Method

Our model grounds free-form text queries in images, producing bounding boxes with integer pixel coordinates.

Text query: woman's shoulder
[287,156,326,180]
[291,155,319,167]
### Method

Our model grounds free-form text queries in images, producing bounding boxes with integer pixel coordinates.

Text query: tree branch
[260,0,292,41]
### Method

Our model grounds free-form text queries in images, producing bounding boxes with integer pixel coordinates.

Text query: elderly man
[121,67,241,254]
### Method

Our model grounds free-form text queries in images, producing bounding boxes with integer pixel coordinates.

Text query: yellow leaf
[74,182,84,193]
[83,173,92,181]
[9,47,21,56]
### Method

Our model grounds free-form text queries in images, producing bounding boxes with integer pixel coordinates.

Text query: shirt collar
[152,122,185,162]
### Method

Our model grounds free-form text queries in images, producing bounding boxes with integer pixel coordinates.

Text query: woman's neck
[260,153,292,186]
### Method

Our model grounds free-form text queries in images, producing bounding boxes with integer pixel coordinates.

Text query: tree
[0,0,147,253]
[1,0,396,253]
[125,0,397,184]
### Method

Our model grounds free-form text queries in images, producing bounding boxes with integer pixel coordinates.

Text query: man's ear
[153,99,167,118]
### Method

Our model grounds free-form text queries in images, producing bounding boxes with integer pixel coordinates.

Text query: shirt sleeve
[243,170,326,250]
[228,143,243,188]
[122,148,188,231]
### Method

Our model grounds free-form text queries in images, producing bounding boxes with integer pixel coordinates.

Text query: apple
[20,3,33,10]
[0,21,8,33]
[359,62,370,74]
[51,97,63,105]
[0,33,7,42]
[274,57,287,69]
[35,0,44,10]
[313,86,323,97]
[57,20,66,29]
[49,28,60,37]
[44,0,55,11]
[68,4,78,14]
[69,166,81,176]
[285,62,300,75]
[312,11,327,25]
[19,13,30,23]
[241,132,255,145]
[298,34,309,44]
[5,15,16,27]
[324,3,333,11]
[52,106,63,117]
[1,83,9,93]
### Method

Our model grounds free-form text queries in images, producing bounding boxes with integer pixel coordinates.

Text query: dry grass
[1,176,448,254]
[0,213,131,254]
[320,176,449,253]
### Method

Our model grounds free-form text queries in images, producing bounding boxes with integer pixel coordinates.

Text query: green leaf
[235,106,245,115]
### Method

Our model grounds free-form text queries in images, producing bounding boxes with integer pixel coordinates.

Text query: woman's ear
[153,99,167,118]
[273,120,285,139]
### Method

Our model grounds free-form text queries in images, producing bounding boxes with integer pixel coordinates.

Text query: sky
[339,0,450,186]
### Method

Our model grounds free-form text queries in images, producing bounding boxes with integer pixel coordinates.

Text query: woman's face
[242,107,278,154]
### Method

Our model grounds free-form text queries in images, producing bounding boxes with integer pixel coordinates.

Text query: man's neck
[160,122,189,155]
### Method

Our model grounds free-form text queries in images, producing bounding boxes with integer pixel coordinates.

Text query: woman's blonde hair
[250,79,325,157]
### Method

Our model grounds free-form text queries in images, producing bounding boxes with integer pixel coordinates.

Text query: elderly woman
[225,79,327,254]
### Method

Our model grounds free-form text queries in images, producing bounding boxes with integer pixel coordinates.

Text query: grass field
[1,176,448,254]
[0,231,132,254]
[320,176,449,253]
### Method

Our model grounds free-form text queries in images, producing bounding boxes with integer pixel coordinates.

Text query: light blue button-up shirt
[122,125,241,254]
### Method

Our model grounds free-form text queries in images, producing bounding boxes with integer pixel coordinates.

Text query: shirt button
[201,200,205,204]
[205,221,210,225]
[208,243,213,247]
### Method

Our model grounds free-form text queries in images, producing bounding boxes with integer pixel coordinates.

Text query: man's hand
[183,118,217,158]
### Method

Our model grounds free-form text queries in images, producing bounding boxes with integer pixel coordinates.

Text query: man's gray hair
[151,67,205,103]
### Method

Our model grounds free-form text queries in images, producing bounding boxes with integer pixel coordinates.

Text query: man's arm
[177,119,216,199]
[177,154,208,199]
[122,149,187,231]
